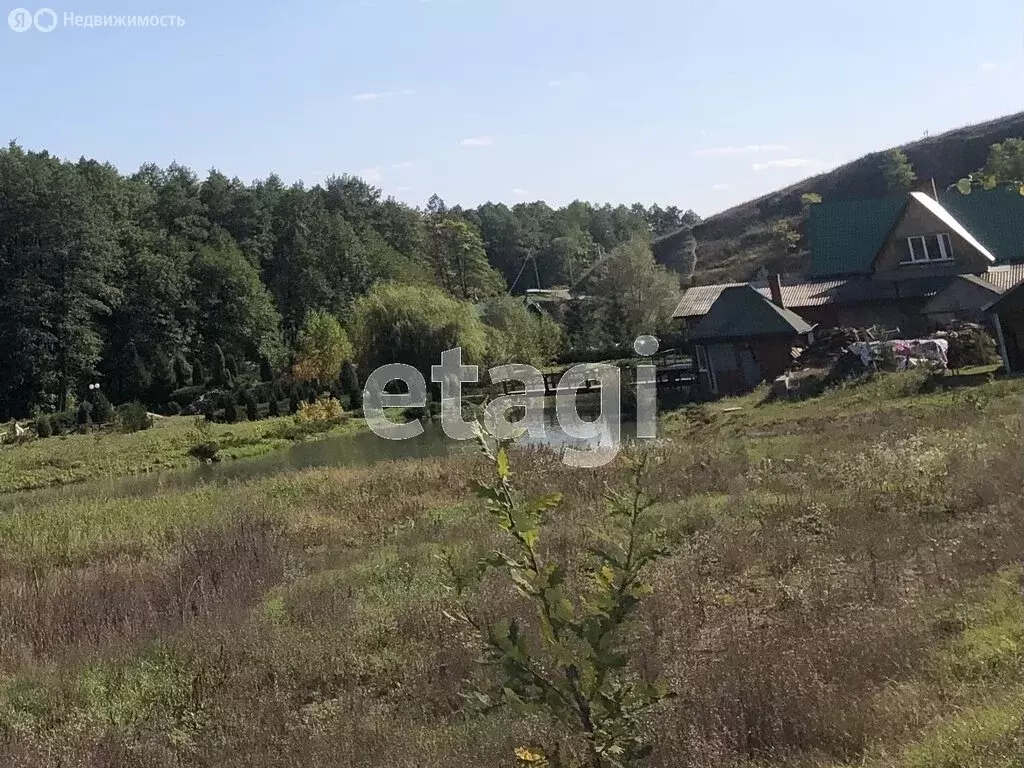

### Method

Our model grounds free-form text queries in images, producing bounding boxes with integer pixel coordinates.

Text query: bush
[202,399,216,423]
[457,436,674,766]
[870,367,940,399]
[186,417,220,462]
[295,397,344,424]
[92,392,115,425]
[165,401,183,416]
[50,409,76,435]
[944,327,999,370]
[170,385,207,407]
[224,397,240,424]
[35,416,53,438]
[116,402,153,433]
[268,398,281,418]
[75,401,93,432]
[341,361,362,409]
[188,441,221,462]
[245,397,259,422]
[267,420,340,441]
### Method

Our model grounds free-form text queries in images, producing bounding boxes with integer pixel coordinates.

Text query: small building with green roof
[691,284,815,395]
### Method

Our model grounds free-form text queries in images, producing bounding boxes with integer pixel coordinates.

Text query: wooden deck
[500,357,697,397]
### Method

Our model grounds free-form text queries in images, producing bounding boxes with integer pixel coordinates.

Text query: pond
[0,407,638,510]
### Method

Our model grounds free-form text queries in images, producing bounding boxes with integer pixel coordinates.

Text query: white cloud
[980,60,998,72]
[711,183,732,191]
[460,136,495,148]
[391,161,416,169]
[548,79,563,88]
[753,158,813,172]
[357,167,383,183]
[352,89,416,102]
[511,187,528,197]
[397,185,414,193]
[694,144,787,157]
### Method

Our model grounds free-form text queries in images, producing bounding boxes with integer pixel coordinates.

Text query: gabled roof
[921,274,1002,316]
[674,265,1024,321]
[909,192,996,263]
[808,188,1024,278]
[690,285,814,342]
[939,186,1024,266]
[808,196,908,277]
[986,279,1024,314]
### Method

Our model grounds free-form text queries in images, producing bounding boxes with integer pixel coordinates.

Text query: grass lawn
[0,370,1022,766]
[0,414,365,494]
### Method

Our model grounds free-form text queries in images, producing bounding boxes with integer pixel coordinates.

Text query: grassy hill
[657,111,1024,284]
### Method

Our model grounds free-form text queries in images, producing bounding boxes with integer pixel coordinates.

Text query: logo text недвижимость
[8,8,185,32]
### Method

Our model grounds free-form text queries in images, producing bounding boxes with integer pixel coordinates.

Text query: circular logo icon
[8,7,34,31]
[34,7,57,31]
[633,335,660,357]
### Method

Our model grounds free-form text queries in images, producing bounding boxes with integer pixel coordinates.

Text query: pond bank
[0,415,365,495]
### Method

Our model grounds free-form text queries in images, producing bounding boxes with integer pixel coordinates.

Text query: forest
[0,142,697,420]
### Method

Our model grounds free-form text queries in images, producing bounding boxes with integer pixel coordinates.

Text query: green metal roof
[807,196,908,277]
[807,188,1024,278]
[690,285,814,342]
[938,187,1024,267]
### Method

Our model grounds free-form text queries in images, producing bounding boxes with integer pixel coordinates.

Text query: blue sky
[4,0,1023,216]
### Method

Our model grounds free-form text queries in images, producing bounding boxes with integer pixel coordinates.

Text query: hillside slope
[663,111,1024,284]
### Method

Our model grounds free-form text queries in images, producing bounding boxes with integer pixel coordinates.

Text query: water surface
[0,408,636,510]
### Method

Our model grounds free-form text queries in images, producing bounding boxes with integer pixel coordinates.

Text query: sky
[3,0,1023,217]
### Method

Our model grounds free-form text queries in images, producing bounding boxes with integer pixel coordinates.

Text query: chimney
[768,274,784,308]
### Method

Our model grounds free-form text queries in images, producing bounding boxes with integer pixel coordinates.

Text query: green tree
[984,138,1024,184]
[191,235,282,364]
[956,137,1024,195]
[881,149,917,193]
[243,390,259,421]
[173,354,194,389]
[223,395,240,424]
[259,356,274,382]
[481,296,564,368]
[149,351,177,405]
[591,236,679,343]
[292,309,354,386]
[0,146,121,416]
[111,342,152,405]
[454,433,674,768]
[800,192,823,209]
[91,390,115,424]
[425,216,506,300]
[210,344,231,388]
[341,361,362,408]
[350,283,488,380]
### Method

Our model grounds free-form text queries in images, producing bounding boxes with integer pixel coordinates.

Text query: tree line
[0,142,694,420]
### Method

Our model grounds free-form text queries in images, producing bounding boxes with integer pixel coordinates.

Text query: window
[903,233,953,264]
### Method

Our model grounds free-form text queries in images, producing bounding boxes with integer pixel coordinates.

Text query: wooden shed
[986,282,1024,373]
[690,285,815,396]
[922,274,1003,327]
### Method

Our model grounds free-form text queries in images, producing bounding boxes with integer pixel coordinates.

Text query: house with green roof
[675,185,1024,339]
[690,284,815,395]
